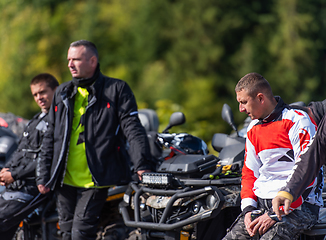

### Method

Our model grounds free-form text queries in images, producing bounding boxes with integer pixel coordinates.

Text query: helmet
[173,133,208,155]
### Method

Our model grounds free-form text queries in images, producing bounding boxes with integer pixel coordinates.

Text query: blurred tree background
[0,0,325,150]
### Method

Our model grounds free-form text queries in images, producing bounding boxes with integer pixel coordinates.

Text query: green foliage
[0,0,325,145]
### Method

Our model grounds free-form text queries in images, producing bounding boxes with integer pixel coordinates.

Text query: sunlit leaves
[0,0,325,143]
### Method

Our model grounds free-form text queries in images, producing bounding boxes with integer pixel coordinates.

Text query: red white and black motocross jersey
[241,97,323,211]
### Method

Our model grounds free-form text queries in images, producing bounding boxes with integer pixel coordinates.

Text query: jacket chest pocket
[88,100,119,136]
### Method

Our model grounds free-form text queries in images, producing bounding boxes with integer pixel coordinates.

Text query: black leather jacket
[36,73,152,189]
[280,99,326,201]
[6,112,48,189]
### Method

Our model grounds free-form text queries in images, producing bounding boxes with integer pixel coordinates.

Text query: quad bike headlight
[205,194,218,210]
[142,172,173,186]
[191,201,203,214]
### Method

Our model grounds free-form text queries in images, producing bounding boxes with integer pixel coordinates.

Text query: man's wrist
[276,191,293,202]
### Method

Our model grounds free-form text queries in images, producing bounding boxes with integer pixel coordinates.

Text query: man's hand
[249,212,276,236]
[0,168,8,173]
[244,212,254,236]
[137,170,151,181]
[38,184,50,194]
[272,195,291,220]
[0,168,14,186]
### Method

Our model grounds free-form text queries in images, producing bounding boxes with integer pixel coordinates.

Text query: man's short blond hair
[235,72,274,100]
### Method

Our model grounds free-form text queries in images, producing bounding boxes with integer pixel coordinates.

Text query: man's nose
[36,94,43,100]
[68,60,73,68]
[239,104,245,112]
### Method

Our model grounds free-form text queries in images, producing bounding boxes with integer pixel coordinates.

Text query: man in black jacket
[272,100,326,220]
[36,40,153,240]
[0,73,59,239]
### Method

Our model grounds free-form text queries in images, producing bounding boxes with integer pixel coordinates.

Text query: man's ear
[257,93,265,103]
[89,55,98,68]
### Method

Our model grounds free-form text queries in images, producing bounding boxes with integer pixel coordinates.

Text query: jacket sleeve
[4,123,26,170]
[240,122,260,213]
[280,112,326,201]
[117,82,154,172]
[282,110,318,210]
[35,102,55,187]
[5,116,38,180]
[8,152,36,181]
[308,99,326,126]
[4,138,22,170]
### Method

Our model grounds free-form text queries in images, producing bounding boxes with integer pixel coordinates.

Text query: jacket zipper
[84,90,98,185]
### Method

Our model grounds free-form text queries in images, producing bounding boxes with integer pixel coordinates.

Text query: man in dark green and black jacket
[36,40,153,240]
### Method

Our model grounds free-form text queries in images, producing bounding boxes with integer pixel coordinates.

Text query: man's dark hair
[30,73,59,90]
[70,40,99,60]
[235,72,274,100]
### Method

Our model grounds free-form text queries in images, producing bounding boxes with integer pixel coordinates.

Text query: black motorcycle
[0,112,27,171]
[0,126,19,170]
[0,125,19,195]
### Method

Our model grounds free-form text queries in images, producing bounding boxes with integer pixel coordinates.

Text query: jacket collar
[62,71,103,100]
[72,64,100,88]
[259,96,289,123]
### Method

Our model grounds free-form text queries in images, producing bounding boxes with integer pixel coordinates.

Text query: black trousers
[56,184,109,240]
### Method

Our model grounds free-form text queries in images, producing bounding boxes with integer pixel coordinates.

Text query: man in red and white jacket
[223,72,323,240]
